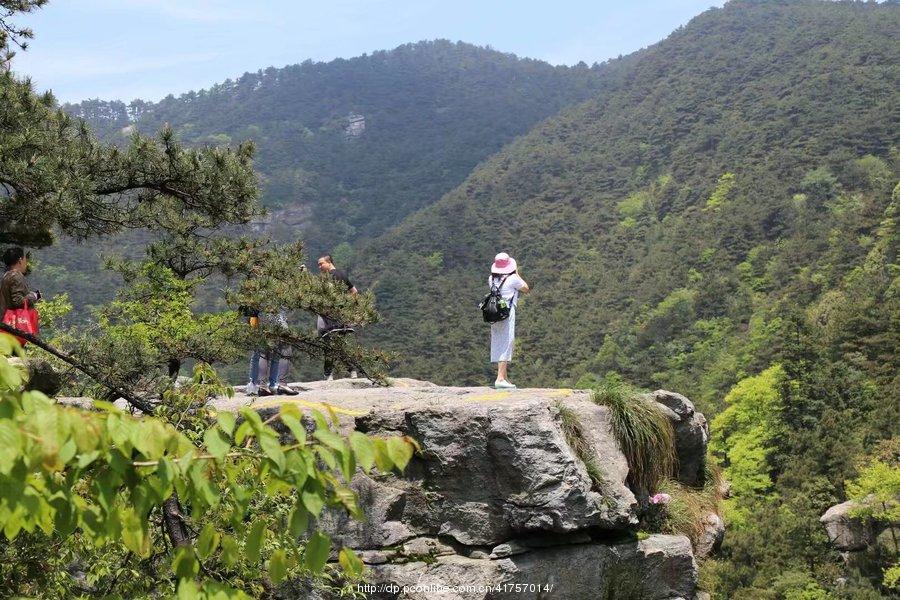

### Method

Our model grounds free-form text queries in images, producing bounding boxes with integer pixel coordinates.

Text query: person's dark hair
[2,247,25,268]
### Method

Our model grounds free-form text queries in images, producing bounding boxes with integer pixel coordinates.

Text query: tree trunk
[162,493,190,548]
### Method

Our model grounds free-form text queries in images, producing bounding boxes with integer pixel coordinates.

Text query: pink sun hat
[491,252,517,275]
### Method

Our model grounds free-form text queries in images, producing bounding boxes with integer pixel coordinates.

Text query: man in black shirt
[317,254,358,380]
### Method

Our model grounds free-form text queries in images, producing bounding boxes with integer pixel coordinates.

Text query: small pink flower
[649,493,671,505]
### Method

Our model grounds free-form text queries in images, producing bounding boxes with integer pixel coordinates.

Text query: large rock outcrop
[219,379,711,599]
[821,500,875,552]
[651,390,709,487]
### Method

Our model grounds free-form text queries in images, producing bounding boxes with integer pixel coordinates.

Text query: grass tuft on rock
[656,476,723,547]
[556,402,606,489]
[591,380,677,496]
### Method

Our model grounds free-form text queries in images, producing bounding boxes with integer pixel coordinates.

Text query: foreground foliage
[0,335,417,597]
[1,4,405,595]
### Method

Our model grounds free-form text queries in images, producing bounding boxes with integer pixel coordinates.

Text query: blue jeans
[248,349,280,388]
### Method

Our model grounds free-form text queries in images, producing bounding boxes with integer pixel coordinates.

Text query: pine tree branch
[0,322,156,413]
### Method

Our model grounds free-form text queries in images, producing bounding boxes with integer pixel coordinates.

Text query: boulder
[9,357,64,396]
[651,390,709,487]
[820,500,874,552]
[299,387,638,548]
[212,381,705,597]
[696,513,725,558]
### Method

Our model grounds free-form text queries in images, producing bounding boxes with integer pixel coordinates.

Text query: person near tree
[488,252,529,389]
[246,309,297,397]
[316,254,358,380]
[1,247,41,318]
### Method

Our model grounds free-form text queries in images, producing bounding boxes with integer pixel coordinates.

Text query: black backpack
[479,275,511,323]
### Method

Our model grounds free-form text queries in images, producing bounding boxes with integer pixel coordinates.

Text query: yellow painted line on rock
[463,391,511,402]
[251,398,369,417]
[548,389,574,397]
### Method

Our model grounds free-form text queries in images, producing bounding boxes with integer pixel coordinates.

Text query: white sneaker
[350,370,358,379]
[494,379,517,390]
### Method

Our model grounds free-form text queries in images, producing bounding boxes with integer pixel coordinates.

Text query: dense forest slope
[357,1,899,595]
[64,41,604,255]
[360,0,898,396]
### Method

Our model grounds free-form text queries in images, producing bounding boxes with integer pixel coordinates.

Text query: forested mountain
[360,0,897,393]
[355,2,898,595]
[41,41,606,311]
[64,41,604,255]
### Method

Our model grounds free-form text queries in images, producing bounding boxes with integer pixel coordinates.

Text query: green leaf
[268,549,288,583]
[311,410,330,432]
[288,505,309,539]
[176,578,199,600]
[315,446,337,470]
[58,438,78,465]
[303,531,331,573]
[372,438,393,472]
[334,484,363,520]
[386,436,414,471]
[259,433,286,472]
[76,450,101,469]
[0,421,22,474]
[349,432,375,473]
[280,414,306,446]
[120,507,150,558]
[234,421,252,446]
[172,546,199,580]
[157,456,177,488]
[220,534,239,567]
[313,426,346,454]
[134,420,168,459]
[301,482,325,518]
[338,446,356,483]
[244,519,267,563]
[338,547,365,578]
[217,411,236,436]
[239,407,265,432]
[106,413,132,451]
[204,426,231,460]
[197,523,220,559]
[284,449,309,486]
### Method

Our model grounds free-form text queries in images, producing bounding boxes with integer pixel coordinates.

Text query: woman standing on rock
[487,252,529,389]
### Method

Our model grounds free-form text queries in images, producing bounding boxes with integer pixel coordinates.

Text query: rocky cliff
[217,379,716,599]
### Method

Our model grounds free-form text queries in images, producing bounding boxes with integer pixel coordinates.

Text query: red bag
[2,299,39,346]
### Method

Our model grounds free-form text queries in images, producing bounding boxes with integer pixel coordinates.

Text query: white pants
[490,307,515,363]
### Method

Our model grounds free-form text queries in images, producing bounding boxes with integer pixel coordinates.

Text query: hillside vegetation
[353,1,899,596]
[65,41,605,255]
[43,41,606,311]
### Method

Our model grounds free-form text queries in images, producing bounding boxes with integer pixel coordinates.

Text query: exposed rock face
[9,357,63,396]
[217,379,709,598]
[651,390,710,487]
[312,387,637,548]
[821,500,874,552]
[366,534,697,600]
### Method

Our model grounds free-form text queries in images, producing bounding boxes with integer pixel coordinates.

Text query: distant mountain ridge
[64,40,606,255]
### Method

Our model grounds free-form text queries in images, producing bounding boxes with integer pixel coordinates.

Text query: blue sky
[12,0,725,103]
